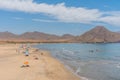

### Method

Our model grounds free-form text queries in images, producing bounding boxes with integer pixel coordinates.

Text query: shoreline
[0,40,120,44]
[0,44,80,80]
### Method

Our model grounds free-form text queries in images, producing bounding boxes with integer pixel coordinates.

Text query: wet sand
[0,44,80,80]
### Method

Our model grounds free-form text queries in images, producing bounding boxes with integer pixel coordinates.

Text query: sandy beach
[0,44,80,80]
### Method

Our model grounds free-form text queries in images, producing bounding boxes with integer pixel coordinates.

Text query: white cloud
[13,17,23,20]
[99,16,120,26]
[103,11,120,16]
[103,5,110,8]
[0,0,120,26]
[32,19,58,22]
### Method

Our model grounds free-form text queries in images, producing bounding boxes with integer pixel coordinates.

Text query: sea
[34,43,120,80]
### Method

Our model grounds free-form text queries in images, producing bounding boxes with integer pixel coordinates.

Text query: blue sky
[0,0,120,35]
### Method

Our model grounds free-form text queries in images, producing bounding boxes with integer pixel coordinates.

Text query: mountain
[19,31,60,40]
[61,34,75,39]
[76,26,120,43]
[0,31,17,40]
[0,26,120,43]
[0,31,70,43]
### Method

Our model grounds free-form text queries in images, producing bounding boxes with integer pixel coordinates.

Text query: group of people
[18,44,40,68]
[18,44,30,68]
[20,44,30,56]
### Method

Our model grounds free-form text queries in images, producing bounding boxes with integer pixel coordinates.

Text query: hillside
[0,31,74,43]
[19,31,60,40]
[0,26,120,43]
[0,31,17,40]
[76,26,120,43]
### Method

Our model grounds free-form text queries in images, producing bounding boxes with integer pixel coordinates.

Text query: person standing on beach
[25,47,29,56]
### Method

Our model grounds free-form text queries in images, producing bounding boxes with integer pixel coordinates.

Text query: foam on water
[76,66,81,74]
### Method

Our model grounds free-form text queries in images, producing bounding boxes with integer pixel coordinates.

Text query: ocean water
[34,43,120,80]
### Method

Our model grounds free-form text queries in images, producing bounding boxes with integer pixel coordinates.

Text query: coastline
[0,44,80,80]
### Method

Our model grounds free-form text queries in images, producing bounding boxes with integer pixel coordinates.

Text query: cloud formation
[13,17,24,20]
[32,19,58,23]
[0,0,120,26]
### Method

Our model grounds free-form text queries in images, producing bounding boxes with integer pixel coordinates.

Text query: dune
[0,44,80,80]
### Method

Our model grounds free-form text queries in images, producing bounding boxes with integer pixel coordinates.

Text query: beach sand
[0,44,80,80]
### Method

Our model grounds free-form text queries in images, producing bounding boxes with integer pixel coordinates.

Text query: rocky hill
[0,31,17,40]
[0,26,120,43]
[19,31,60,40]
[76,26,120,43]
[0,31,73,43]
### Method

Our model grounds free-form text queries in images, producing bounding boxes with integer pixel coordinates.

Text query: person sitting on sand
[21,61,30,68]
